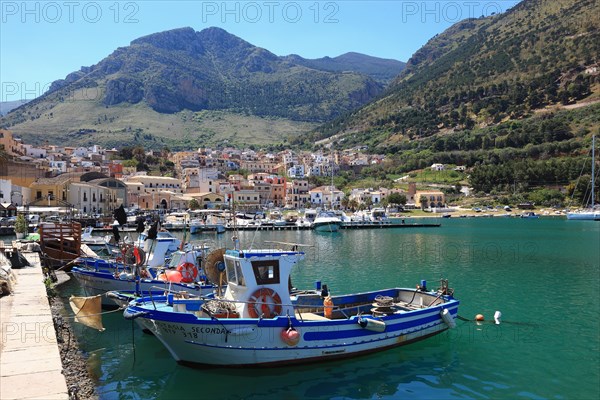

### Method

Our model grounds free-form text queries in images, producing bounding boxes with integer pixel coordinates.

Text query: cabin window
[234,261,245,286]
[251,260,280,285]
[225,258,239,285]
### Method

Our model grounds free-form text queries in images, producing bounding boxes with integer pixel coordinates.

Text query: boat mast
[592,135,596,207]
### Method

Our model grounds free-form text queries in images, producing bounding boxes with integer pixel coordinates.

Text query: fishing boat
[567,136,599,221]
[124,243,459,366]
[71,228,213,306]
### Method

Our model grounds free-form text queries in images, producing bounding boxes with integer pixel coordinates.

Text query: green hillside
[306,0,599,147]
[1,27,398,148]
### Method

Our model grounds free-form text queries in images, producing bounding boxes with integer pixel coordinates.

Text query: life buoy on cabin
[247,288,282,318]
[177,262,198,283]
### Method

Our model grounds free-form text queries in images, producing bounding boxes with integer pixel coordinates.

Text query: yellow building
[0,129,25,156]
[29,175,118,215]
[415,190,446,209]
[185,193,226,210]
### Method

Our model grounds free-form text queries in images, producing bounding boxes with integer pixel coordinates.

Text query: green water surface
[59,217,600,400]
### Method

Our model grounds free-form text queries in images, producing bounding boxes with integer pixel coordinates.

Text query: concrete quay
[0,252,69,400]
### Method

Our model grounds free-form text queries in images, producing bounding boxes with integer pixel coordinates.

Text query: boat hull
[126,293,458,366]
[313,221,340,232]
[71,268,213,306]
[189,224,225,234]
[566,211,600,221]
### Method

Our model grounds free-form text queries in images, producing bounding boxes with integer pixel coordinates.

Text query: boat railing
[135,289,451,319]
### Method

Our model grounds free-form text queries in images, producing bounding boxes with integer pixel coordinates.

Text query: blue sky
[1,1,521,101]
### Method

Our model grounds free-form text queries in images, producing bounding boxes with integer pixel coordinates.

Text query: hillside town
[0,129,447,220]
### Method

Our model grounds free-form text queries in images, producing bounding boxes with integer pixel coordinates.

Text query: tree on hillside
[133,146,146,164]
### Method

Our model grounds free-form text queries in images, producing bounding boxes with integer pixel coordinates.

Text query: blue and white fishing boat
[124,243,459,366]
[71,229,214,306]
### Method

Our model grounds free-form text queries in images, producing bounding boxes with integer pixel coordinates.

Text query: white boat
[296,209,316,228]
[312,210,342,232]
[162,212,189,230]
[80,226,113,248]
[72,227,213,306]
[567,136,599,221]
[566,208,600,220]
[124,244,459,366]
[520,212,539,219]
[188,210,226,234]
[351,207,391,224]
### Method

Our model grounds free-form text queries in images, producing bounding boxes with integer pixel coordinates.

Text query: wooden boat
[124,244,459,366]
[38,222,82,268]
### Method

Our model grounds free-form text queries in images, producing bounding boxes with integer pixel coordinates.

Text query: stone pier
[0,252,69,400]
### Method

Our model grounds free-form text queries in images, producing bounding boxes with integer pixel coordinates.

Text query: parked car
[4,216,17,226]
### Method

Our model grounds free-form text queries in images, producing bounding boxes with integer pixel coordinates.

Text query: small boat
[162,212,189,230]
[80,226,113,248]
[520,212,539,219]
[188,210,226,234]
[189,219,226,234]
[124,244,459,366]
[38,221,82,268]
[312,210,342,232]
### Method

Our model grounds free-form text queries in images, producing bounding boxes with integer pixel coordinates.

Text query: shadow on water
[147,338,464,400]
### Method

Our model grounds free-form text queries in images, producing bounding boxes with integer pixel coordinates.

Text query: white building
[287,165,305,178]
[182,167,218,193]
[309,186,344,208]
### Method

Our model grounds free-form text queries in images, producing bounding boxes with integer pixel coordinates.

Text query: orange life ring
[248,288,282,318]
[177,262,198,283]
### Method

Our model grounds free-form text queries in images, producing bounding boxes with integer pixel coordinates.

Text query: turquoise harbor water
[56,217,599,400]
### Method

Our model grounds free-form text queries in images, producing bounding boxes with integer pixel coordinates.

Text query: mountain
[283,52,405,84]
[1,27,400,149]
[307,0,600,149]
[0,100,29,116]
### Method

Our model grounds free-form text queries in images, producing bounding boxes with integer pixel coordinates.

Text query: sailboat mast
[592,135,595,207]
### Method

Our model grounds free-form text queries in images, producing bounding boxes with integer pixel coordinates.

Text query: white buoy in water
[494,310,502,325]
[441,308,456,328]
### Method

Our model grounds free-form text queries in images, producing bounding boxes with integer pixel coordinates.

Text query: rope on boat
[63,306,126,320]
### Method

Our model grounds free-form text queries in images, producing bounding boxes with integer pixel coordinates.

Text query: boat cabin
[222,249,304,318]
[370,207,388,221]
